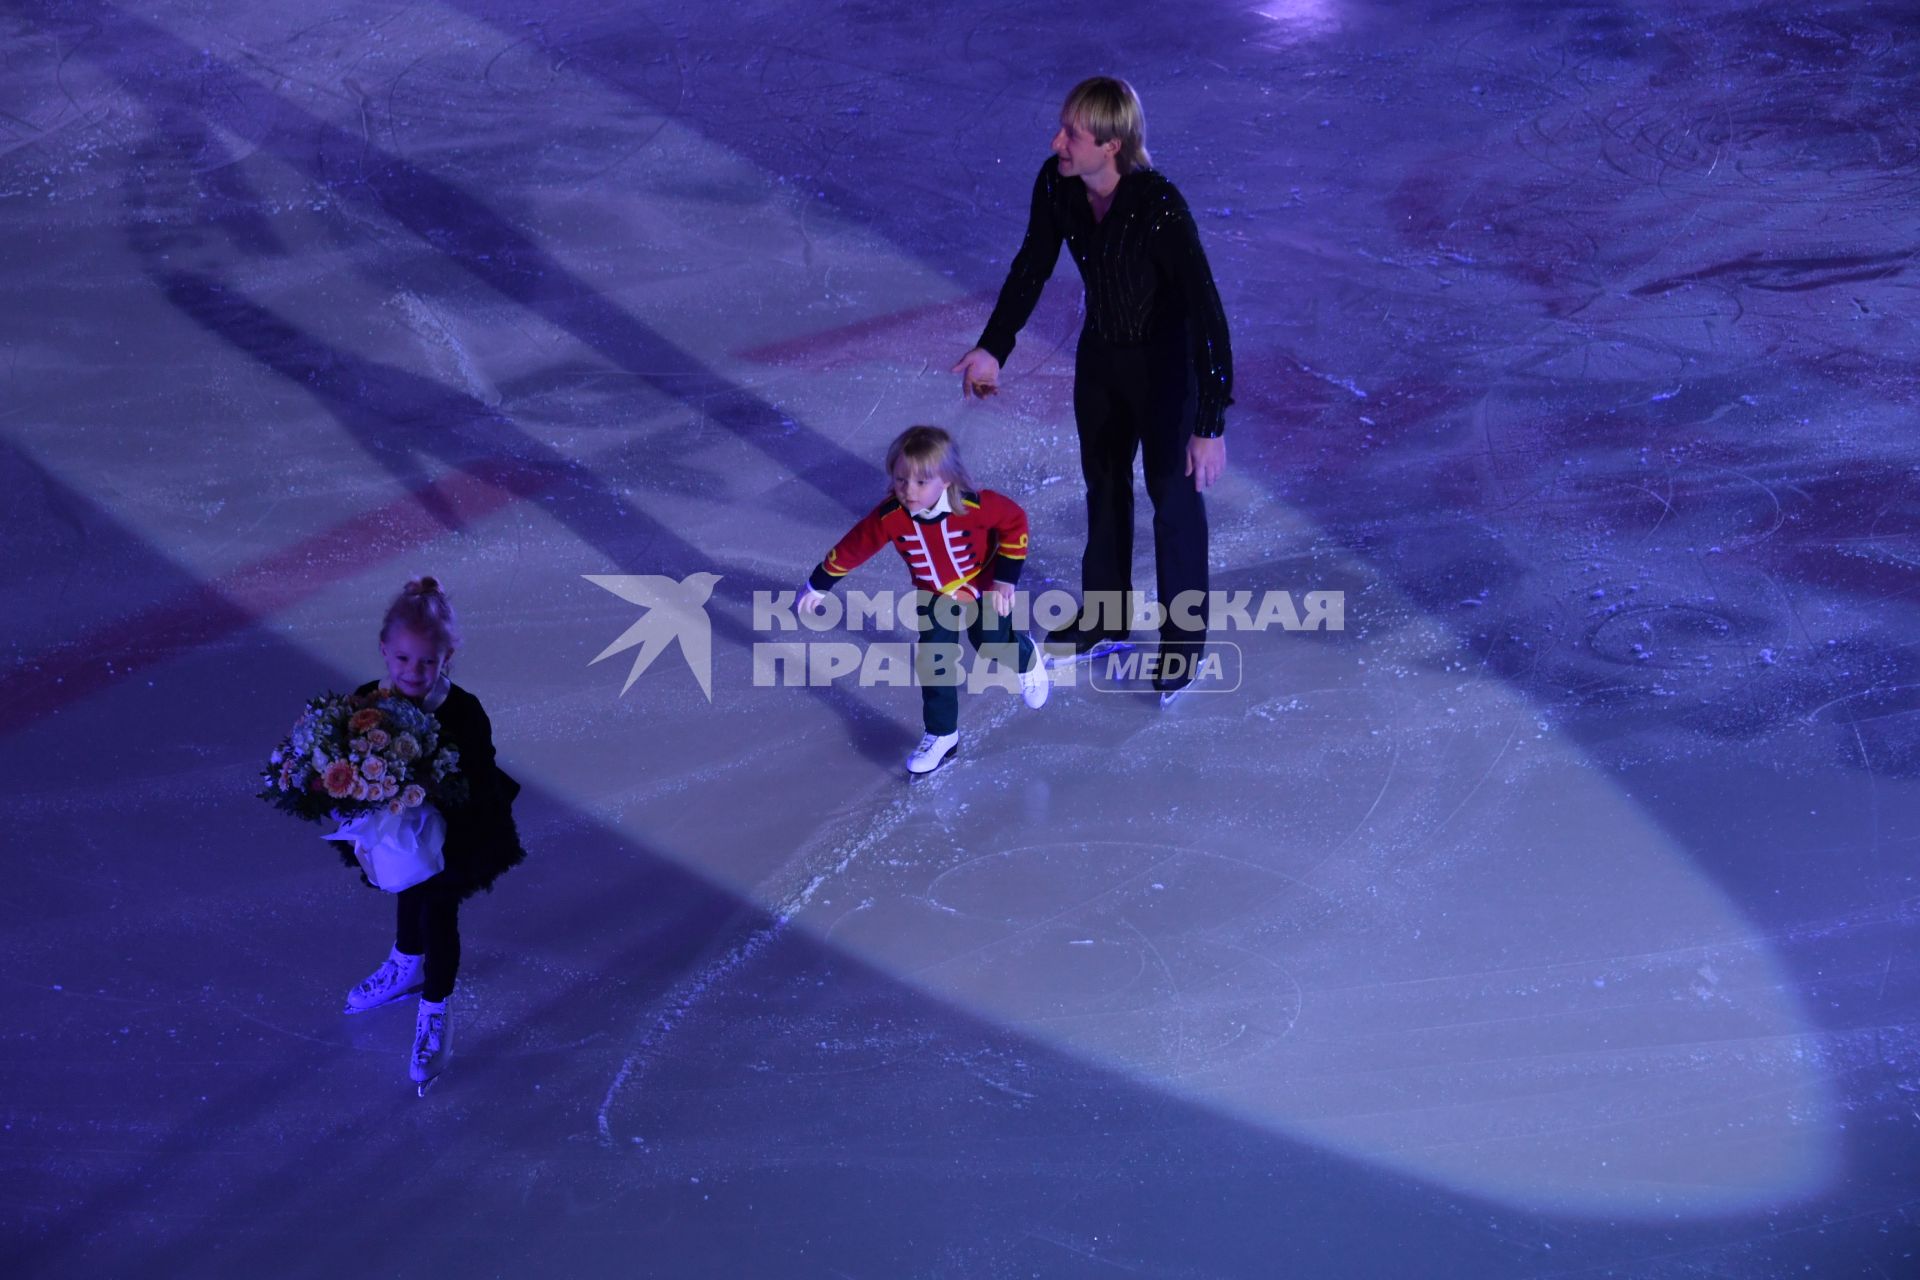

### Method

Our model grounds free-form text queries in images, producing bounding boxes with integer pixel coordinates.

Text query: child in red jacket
[802,426,1050,774]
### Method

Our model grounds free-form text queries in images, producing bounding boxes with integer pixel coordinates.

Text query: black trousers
[1072,332,1210,650]
[394,876,460,1002]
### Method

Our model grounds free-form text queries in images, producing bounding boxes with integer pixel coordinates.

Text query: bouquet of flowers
[259,689,466,891]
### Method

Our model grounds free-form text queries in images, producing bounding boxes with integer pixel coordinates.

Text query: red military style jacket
[807,489,1030,602]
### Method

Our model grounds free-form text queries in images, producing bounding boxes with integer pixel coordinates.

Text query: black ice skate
[1041,622,1131,670]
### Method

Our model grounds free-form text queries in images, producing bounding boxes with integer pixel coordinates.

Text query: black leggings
[394,876,460,1002]
[1072,331,1210,648]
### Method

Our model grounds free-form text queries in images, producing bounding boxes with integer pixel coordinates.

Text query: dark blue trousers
[914,592,1036,735]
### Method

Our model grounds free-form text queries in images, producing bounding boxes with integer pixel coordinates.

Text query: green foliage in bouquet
[258,689,467,823]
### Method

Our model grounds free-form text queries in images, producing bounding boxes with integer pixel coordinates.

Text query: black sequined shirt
[977,157,1234,436]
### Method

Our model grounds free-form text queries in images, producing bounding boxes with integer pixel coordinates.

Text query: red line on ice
[0,461,552,735]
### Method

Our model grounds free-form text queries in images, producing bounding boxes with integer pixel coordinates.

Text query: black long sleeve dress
[346,679,526,900]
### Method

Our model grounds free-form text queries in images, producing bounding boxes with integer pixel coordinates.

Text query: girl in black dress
[342,576,526,1090]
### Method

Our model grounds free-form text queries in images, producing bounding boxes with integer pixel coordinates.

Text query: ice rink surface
[3,0,1918,1275]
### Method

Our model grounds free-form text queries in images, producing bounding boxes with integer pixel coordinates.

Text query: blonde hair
[1062,76,1151,174]
[885,425,975,508]
[380,575,460,655]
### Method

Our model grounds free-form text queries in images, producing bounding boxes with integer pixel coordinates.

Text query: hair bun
[381,576,461,652]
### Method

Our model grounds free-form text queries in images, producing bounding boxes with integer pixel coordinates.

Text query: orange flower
[349,709,383,732]
[322,761,357,798]
[365,728,390,749]
[362,757,387,782]
[402,785,427,808]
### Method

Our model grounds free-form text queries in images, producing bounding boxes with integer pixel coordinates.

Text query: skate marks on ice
[591,691,1033,1148]
[596,554,1839,1218]
[851,840,1308,1085]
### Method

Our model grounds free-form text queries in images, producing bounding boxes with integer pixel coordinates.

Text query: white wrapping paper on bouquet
[322,804,446,893]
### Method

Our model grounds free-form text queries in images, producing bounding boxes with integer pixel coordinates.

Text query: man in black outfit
[953,75,1234,699]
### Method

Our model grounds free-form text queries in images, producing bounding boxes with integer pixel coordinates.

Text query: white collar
[910,490,953,520]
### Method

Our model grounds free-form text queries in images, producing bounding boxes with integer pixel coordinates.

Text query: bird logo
[585,573,723,700]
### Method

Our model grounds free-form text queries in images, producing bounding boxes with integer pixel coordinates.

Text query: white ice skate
[409,999,451,1095]
[906,732,959,776]
[344,948,424,1014]
[1019,655,1051,709]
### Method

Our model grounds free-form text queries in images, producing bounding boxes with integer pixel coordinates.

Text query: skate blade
[1043,639,1130,670]
[1157,687,1188,709]
[905,749,958,780]
[415,1074,441,1097]
[343,984,423,1015]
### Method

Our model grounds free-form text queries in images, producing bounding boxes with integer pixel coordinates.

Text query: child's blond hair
[885,425,975,509]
